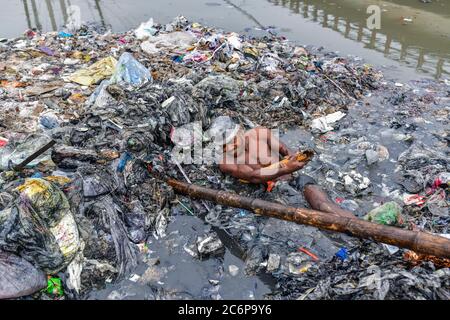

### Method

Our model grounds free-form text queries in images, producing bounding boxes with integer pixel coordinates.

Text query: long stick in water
[167,179,450,259]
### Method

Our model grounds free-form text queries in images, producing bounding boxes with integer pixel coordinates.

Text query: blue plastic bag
[110,52,152,87]
[117,152,132,173]
[58,31,73,38]
[335,247,348,261]
[40,113,60,129]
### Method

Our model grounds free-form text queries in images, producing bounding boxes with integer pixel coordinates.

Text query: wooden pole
[13,140,56,171]
[168,179,450,258]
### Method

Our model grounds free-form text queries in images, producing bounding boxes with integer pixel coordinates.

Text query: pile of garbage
[0,16,448,300]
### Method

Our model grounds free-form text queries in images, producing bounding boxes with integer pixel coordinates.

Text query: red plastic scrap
[266,181,276,192]
[0,138,8,148]
[298,247,319,261]
[433,178,443,189]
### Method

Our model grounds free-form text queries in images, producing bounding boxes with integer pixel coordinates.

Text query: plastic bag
[192,74,241,107]
[46,276,64,296]
[141,31,195,50]
[110,52,152,88]
[69,56,117,86]
[81,168,118,198]
[0,178,80,273]
[311,111,346,133]
[135,18,157,40]
[206,116,240,145]
[124,201,147,244]
[39,112,60,130]
[0,250,47,299]
[0,134,53,170]
[84,196,138,277]
[364,202,404,226]
[140,41,159,55]
[87,79,115,108]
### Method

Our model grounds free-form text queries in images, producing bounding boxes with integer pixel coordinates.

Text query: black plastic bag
[0,250,47,299]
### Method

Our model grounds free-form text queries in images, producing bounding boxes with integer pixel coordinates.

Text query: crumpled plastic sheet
[69,56,117,86]
[0,134,53,170]
[135,18,157,40]
[273,244,450,300]
[110,52,152,88]
[141,31,196,53]
[84,196,138,277]
[0,178,80,274]
[192,74,242,108]
[395,142,449,193]
[0,250,47,299]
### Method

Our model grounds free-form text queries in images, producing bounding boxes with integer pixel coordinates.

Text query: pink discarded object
[433,178,443,189]
[24,29,37,39]
[0,138,8,148]
[404,194,426,206]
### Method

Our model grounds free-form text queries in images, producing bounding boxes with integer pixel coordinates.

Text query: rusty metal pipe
[168,179,450,258]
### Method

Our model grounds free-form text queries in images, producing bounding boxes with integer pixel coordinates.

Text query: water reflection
[267,0,450,79]
[14,0,450,79]
[20,0,106,31]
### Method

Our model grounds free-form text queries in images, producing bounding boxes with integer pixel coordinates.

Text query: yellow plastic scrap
[244,47,259,60]
[69,56,117,86]
[44,176,72,186]
[212,65,226,73]
[15,178,80,260]
[299,265,311,273]
[16,177,72,199]
[16,178,51,198]
[72,51,91,62]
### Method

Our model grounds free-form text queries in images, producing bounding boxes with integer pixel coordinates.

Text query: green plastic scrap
[364,201,403,226]
[46,277,64,296]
